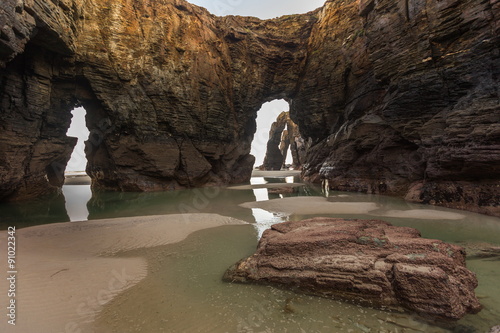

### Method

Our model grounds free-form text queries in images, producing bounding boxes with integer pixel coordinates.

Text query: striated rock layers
[295,0,500,216]
[0,0,317,198]
[223,218,482,321]
[0,0,499,215]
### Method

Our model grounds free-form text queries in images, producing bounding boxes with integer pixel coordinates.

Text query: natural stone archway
[281,114,305,169]
[263,112,289,171]
[0,0,317,199]
[262,111,304,170]
[0,0,499,216]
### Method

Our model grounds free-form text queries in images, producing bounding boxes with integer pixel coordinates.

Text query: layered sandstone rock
[294,0,500,215]
[0,0,317,198]
[0,0,498,216]
[223,218,482,321]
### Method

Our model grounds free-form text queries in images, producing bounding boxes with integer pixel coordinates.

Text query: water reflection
[0,192,70,229]
[87,186,258,223]
[251,208,286,238]
[1,175,499,331]
[2,176,500,248]
[62,185,92,221]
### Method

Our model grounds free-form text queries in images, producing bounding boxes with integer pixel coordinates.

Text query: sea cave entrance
[249,99,303,235]
[250,99,306,171]
[66,107,90,175]
[63,106,92,221]
[251,99,292,170]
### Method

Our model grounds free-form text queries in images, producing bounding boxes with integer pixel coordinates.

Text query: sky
[66,107,89,172]
[65,0,326,171]
[187,0,325,19]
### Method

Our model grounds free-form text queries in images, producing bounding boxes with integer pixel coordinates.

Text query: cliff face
[293,0,500,215]
[74,1,317,191]
[0,0,79,199]
[0,0,317,197]
[0,0,498,215]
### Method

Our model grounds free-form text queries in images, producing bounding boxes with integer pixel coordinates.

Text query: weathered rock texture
[262,111,305,170]
[0,0,317,198]
[285,118,306,169]
[224,218,482,321]
[0,0,498,215]
[263,112,289,170]
[295,0,500,216]
[279,112,305,169]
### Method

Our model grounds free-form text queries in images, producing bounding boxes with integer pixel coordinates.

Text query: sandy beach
[240,196,469,220]
[0,214,246,332]
[240,196,380,215]
[64,173,92,185]
[227,182,303,190]
[251,170,301,178]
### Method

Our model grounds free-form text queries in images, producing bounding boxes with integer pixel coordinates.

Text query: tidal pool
[0,174,499,332]
[93,224,500,333]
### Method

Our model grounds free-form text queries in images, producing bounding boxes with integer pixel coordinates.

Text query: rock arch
[262,111,305,170]
[1,0,499,216]
[0,0,317,200]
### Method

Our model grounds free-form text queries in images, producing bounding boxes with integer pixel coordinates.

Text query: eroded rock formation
[262,111,304,170]
[0,0,498,215]
[285,117,306,169]
[223,218,482,321]
[294,0,500,216]
[0,0,317,198]
[263,111,287,170]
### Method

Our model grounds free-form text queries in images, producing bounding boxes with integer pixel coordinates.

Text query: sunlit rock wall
[0,0,317,198]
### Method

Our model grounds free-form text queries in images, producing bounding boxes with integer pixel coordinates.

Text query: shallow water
[94,225,500,333]
[1,175,500,331]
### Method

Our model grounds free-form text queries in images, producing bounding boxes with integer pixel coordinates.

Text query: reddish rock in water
[224,217,482,321]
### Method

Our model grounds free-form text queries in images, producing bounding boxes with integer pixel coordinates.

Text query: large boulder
[224,217,482,321]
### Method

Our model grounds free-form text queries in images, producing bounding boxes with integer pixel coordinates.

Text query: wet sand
[373,209,466,220]
[228,183,303,190]
[240,196,379,215]
[251,170,301,178]
[64,174,92,185]
[0,214,246,332]
[241,196,469,221]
